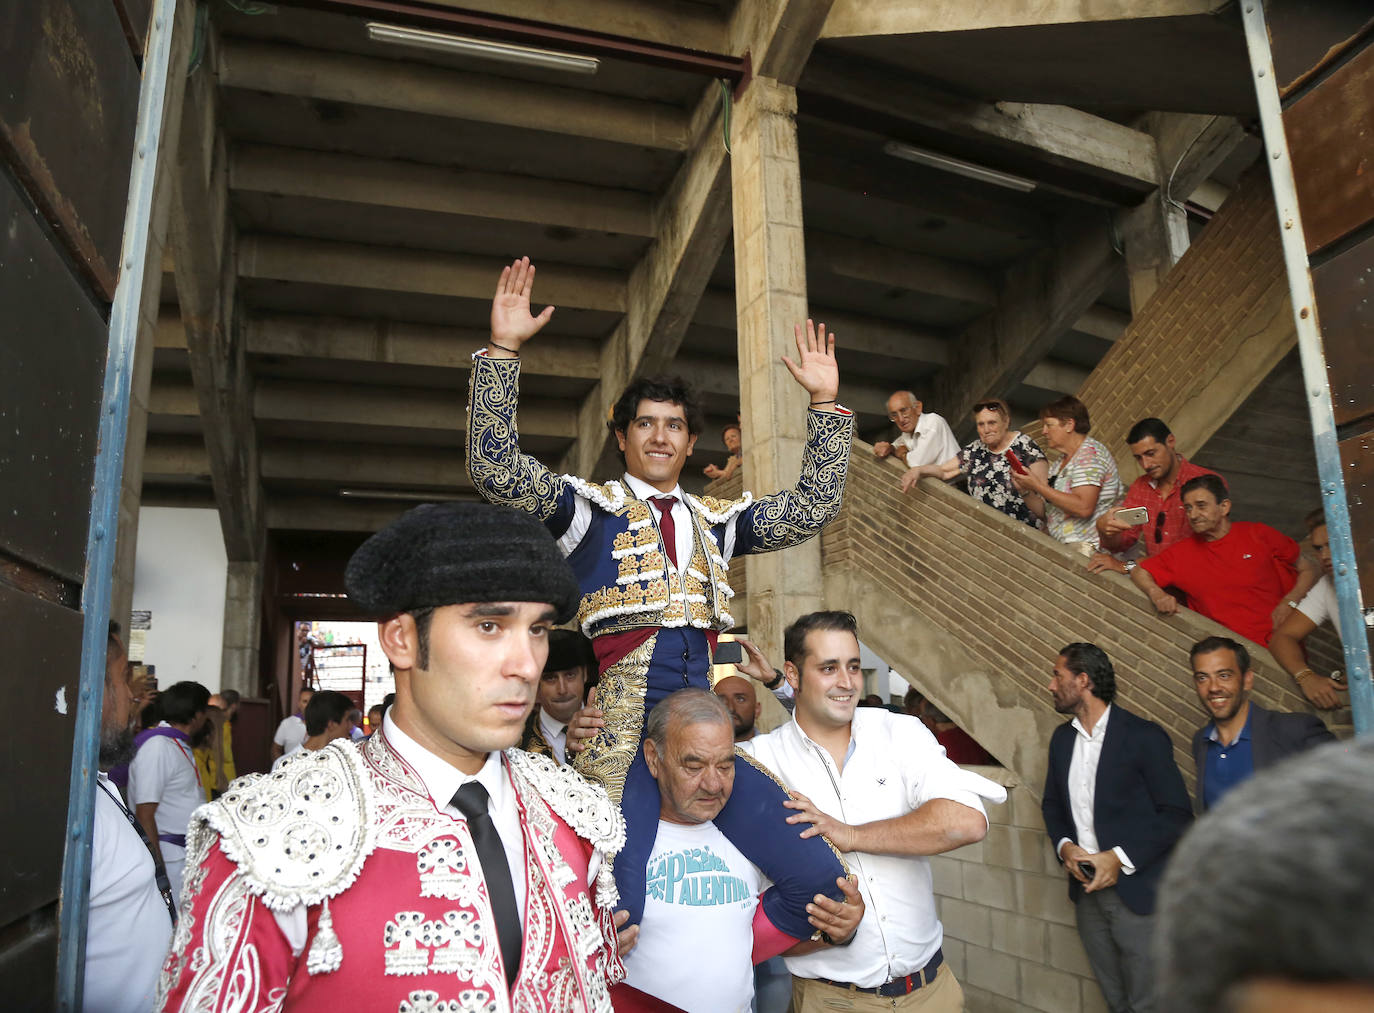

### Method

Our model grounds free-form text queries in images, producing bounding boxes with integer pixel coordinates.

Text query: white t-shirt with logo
[621,819,761,1013]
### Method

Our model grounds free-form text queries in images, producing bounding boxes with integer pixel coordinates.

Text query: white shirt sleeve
[556,495,593,556]
[900,718,1005,822]
[927,415,961,465]
[128,739,173,807]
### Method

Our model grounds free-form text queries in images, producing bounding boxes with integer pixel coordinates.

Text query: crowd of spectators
[884,389,1353,707]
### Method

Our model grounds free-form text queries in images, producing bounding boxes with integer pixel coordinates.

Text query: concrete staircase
[711,448,1349,797]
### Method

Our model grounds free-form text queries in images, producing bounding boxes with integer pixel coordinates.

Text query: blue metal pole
[1239,2,1373,733]
[56,0,181,1008]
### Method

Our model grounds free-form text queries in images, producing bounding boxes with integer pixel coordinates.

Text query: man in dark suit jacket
[1188,635,1334,813]
[1042,643,1192,1013]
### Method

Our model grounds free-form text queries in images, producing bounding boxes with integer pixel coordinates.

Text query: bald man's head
[713,675,760,741]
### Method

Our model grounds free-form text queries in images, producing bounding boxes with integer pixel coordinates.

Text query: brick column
[730,76,821,663]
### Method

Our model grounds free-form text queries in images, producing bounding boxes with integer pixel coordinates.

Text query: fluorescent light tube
[366,22,600,75]
[883,141,1037,192]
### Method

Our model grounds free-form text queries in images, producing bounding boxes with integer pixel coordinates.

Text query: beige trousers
[791,965,965,1012]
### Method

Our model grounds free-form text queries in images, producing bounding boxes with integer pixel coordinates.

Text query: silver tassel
[306,898,343,975]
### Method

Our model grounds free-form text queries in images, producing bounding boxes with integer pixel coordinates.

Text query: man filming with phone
[1088,417,1222,576]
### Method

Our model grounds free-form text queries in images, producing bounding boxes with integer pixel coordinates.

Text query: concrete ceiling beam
[821,0,1230,37]
[1147,113,1249,208]
[260,442,476,491]
[802,50,1159,190]
[266,495,416,533]
[230,144,655,238]
[237,235,627,312]
[1074,304,1131,342]
[217,39,692,151]
[242,313,601,379]
[673,355,891,416]
[169,40,265,562]
[930,213,1121,438]
[1023,359,1093,394]
[807,231,998,305]
[564,81,735,475]
[728,0,837,85]
[252,379,576,436]
[694,290,951,366]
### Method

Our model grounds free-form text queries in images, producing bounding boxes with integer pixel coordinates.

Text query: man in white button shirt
[872,390,960,470]
[1041,642,1192,1013]
[741,611,1007,1011]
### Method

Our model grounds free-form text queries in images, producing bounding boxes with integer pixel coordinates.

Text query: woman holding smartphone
[1010,395,1123,548]
[901,397,1048,528]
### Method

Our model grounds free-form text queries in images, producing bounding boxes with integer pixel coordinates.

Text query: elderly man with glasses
[873,390,960,469]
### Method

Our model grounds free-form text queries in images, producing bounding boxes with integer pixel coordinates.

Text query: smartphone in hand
[1077,861,1096,880]
[1117,506,1150,526]
[714,641,744,666]
[1005,449,1028,475]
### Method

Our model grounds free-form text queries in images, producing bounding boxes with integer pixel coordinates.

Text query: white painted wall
[131,507,227,692]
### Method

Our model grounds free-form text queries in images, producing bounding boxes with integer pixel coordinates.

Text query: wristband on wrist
[763,668,785,690]
[1294,668,1315,683]
[809,399,836,407]
[487,341,520,356]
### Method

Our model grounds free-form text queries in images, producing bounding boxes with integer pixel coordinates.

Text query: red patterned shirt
[1113,457,1221,556]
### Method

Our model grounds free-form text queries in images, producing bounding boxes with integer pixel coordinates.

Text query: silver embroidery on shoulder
[195,742,377,913]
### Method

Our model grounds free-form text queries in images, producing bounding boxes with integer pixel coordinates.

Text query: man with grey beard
[84,625,175,1012]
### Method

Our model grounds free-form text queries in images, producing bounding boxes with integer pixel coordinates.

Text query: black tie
[452,781,523,988]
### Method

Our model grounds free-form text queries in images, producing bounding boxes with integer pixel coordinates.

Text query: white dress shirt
[538,708,570,765]
[557,473,743,565]
[742,709,1005,987]
[894,413,961,469]
[1056,706,1135,873]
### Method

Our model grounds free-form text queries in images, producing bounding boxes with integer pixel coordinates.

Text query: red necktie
[650,496,678,569]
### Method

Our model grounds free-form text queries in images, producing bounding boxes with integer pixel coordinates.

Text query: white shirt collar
[622,473,683,503]
[1071,703,1112,741]
[383,711,510,815]
[539,708,568,743]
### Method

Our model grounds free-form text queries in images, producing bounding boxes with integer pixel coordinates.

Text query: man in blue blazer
[1042,642,1192,1013]
[1188,634,1334,813]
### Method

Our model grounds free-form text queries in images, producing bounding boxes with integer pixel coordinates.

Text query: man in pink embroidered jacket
[156,504,635,1013]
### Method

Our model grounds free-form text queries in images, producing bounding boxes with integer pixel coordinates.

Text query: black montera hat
[345,502,581,623]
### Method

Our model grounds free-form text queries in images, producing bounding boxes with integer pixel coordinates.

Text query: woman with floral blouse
[900,397,1048,528]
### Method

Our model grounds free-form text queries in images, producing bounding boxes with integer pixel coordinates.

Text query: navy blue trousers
[613,628,847,940]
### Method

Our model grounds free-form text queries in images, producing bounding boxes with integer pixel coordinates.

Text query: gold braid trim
[570,634,657,807]
[466,352,566,521]
[733,746,849,875]
[744,408,854,552]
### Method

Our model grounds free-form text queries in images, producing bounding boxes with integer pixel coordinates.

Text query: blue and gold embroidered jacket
[467,354,852,638]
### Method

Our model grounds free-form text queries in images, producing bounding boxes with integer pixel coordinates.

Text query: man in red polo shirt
[1089,417,1221,574]
[1130,475,1319,646]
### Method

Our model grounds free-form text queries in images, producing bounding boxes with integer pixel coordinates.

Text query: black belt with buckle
[816,947,944,998]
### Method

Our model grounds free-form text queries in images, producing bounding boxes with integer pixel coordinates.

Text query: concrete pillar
[730,77,822,663]
[1118,191,1190,314]
[220,560,262,697]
